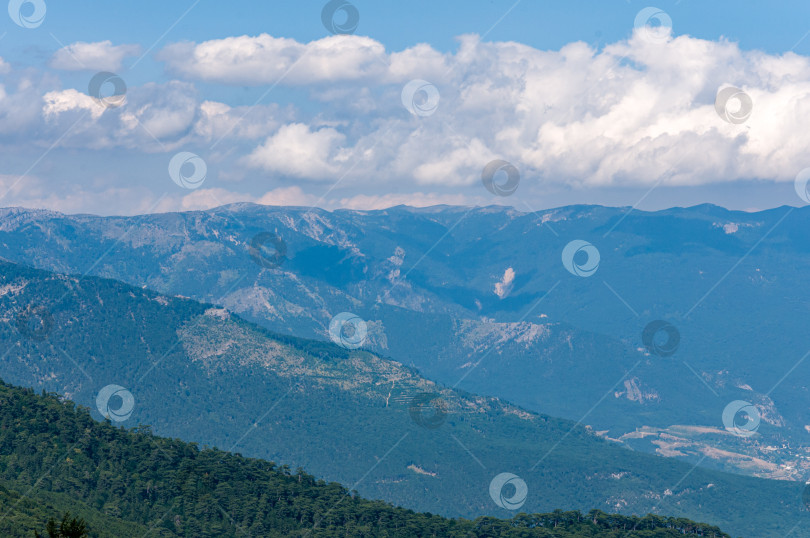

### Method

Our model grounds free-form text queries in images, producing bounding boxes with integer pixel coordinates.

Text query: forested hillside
[0,380,732,537]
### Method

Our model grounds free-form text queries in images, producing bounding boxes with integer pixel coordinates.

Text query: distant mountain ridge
[1,202,809,483]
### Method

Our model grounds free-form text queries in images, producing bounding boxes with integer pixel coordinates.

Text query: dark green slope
[0,259,806,536]
[0,481,153,537]
[0,380,731,537]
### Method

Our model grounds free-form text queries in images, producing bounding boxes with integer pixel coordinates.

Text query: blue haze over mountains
[2,203,809,469]
[3,202,810,535]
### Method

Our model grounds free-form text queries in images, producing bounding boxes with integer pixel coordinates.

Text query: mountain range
[0,252,808,535]
[1,203,809,482]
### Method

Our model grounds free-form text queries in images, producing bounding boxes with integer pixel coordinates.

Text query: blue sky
[2,0,810,215]
[21,1,810,57]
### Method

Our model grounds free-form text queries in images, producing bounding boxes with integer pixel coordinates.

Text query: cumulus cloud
[158,34,391,85]
[37,81,200,150]
[50,41,141,72]
[0,72,64,139]
[118,81,198,140]
[43,88,105,119]
[243,123,346,179]
[159,30,810,190]
[6,28,810,218]
[28,79,291,154]
[194,100,287,142]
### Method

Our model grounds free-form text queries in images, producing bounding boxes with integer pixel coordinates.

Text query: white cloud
[43,88,105,119]
[0,77,56,137]
[158,34,390,85]
[194,100,286,142]
[157,30,810,190]
[118,81,198,140]
[50,40,141,72]
[38,81,199,150]
[6,29,810,218]
[31,80,290,153]
[244,123,346,179]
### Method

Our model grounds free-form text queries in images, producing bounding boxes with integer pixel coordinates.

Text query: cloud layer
[50,41,142,72]
[161,30,810,189]
[3,27,810,214]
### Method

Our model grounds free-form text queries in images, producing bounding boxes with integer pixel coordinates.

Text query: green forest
[0,379,732,537]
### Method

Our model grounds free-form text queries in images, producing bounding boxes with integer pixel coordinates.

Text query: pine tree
[33,512,88,538]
